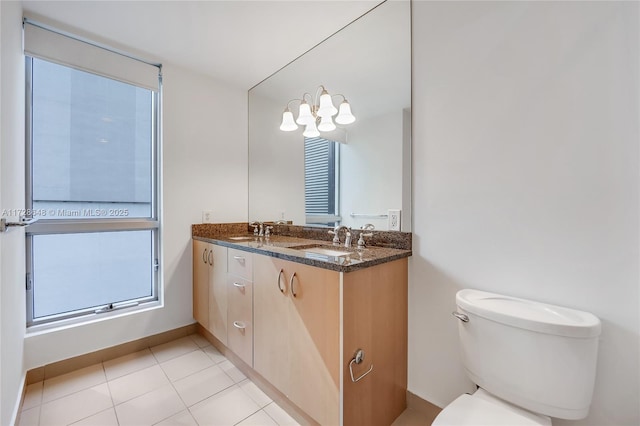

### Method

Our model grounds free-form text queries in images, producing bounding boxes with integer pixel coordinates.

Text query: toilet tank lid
[456,289,601,338]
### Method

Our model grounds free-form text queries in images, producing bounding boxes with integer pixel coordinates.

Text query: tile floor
[18,334,299,426]
[18,333,431,426]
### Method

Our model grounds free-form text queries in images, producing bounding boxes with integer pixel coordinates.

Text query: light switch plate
[388,209,401,231]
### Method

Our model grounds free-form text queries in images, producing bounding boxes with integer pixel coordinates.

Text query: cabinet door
[192,240,209,327]
[227,275,253,366]
[253,255,290,395]
[209,245,228,345]
[288,261,340,426]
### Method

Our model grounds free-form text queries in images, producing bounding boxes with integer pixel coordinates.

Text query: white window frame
[23,20,162,327]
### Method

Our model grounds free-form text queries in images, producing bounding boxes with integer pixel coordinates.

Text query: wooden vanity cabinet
[253,255,341,426]
[194,238,408,426]
[253,254,407,426]
[192,239,228,345]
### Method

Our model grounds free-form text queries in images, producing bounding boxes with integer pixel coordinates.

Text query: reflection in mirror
[249,0,411,231]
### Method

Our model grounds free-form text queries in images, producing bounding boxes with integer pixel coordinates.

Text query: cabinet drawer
[227,275,253,366]
[228,248,252,280]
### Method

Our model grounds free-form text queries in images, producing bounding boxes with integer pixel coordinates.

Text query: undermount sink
[293,244,351,257]
[228,236,255,241]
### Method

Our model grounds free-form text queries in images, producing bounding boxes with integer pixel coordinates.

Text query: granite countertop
[193,232,412,273]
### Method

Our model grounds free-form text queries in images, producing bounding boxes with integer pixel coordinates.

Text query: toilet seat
[432,389,552,426]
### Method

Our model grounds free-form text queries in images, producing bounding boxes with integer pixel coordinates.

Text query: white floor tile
[264,402,300,426]
[39,383,113,426]
[17,406,39,426]
[236,409,278,426]
[238,380,272,408]
[154,409,198,426]
[218,359,247,383]
[103,348,158,381]
[150,336,199,363]
[172,365,234,407]
[42,363,106,403]
[190,386,261,426]
[108,364,170,405]
[160,349,215,382]
[18,334,316,426]
[115,384,185,426]
[71,407,119,426]
[189,333,210,348]
[202,345,226,364]
[22,381,43,411]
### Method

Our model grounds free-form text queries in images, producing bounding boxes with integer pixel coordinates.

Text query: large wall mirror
[248,0,411,231]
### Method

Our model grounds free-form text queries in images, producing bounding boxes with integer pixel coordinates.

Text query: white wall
[0,2,27,424]
[248,92,305,224]
[341,110,404,230]
[410,2,639,425]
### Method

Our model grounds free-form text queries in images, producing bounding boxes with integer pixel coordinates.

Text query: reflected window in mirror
[305,137,340,227]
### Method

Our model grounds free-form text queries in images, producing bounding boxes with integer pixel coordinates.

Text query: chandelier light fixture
[280,85,356,138]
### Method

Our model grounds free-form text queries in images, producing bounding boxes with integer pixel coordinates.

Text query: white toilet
[433,289,601,426]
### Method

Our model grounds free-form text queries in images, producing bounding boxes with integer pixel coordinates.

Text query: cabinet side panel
[192,240,210,327]
[343,258,408,426]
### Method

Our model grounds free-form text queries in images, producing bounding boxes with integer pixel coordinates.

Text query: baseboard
[25,323,197,385]
[10,371,28,426]
[406,390,442,424]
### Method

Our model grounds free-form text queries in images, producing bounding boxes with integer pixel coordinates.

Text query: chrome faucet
[329,225,352,247]
[249,221,264,236]
[357,229,374,249]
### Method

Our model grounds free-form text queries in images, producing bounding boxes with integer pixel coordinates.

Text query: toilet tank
[455,289,601,420]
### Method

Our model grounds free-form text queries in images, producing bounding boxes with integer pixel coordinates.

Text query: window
[304,137,340,226]
[24,20,161,326]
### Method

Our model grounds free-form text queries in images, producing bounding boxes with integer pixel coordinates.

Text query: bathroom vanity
[192,223,411,426]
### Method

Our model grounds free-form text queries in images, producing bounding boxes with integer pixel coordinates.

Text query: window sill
[25,300,163,337]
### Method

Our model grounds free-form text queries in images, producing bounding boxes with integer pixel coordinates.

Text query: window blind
[23,18,160,91]
[304,137,336,217]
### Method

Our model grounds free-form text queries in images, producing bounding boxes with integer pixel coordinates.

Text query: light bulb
[296,101,314,125]
[279,109,298,131]
[317,115,336,132]
[317,89,338,118]
[303,120,320,138]
[335,100,356,125]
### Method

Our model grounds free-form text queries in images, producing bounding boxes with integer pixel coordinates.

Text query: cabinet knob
[202,248,208,264]
[233,321,246,330]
